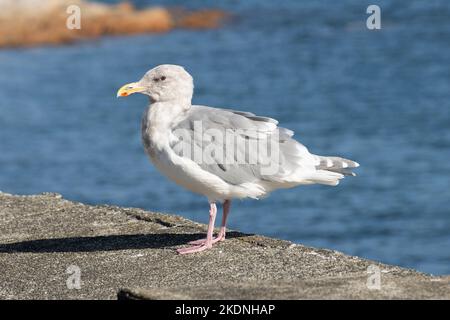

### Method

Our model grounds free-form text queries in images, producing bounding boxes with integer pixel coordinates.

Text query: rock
[0,0,229,48]
[0,193,448,299]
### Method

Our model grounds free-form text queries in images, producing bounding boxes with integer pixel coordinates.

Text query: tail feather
[315,156,360,177]
[306,170,344,186]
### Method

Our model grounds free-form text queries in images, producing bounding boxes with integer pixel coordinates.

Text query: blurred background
[0,0,449,275]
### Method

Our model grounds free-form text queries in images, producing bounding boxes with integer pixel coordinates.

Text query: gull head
[117,64,194,103]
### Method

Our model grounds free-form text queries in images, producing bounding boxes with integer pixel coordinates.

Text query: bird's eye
[160,76,166,81]
[153,78,159,82]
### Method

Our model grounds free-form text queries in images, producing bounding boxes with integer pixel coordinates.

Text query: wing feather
[170,105,313,186]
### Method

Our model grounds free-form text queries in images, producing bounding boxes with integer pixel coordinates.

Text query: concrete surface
[0,192,448,299]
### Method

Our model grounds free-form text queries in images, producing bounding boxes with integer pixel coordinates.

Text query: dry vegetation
[0,0,228,48]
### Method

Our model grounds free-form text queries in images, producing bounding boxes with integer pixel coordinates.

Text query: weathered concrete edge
[1,191,449,300]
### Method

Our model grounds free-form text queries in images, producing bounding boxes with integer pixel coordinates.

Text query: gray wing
[169,105,310,185]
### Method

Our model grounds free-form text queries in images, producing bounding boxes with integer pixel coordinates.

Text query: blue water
[1,0,449,275]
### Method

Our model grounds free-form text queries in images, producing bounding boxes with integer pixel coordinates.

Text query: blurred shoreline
[0,0,229,48]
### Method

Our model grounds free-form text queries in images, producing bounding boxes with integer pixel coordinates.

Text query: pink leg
[177,203,217,254]
[188,200,231,245]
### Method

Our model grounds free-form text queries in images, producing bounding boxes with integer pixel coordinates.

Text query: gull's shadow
[0,232,246,253]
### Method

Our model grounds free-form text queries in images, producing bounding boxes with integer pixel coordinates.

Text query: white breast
[141,105,233,201]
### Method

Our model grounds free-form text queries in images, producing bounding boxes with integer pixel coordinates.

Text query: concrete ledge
[0,192,448,299]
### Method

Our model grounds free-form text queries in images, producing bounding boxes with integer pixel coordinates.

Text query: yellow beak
[116,82,146,97]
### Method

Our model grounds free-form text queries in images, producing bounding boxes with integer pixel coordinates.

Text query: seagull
[117,64,359,254]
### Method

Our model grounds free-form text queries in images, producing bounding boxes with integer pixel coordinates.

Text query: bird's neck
[146,100,190,130]
[142,100,190,156]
